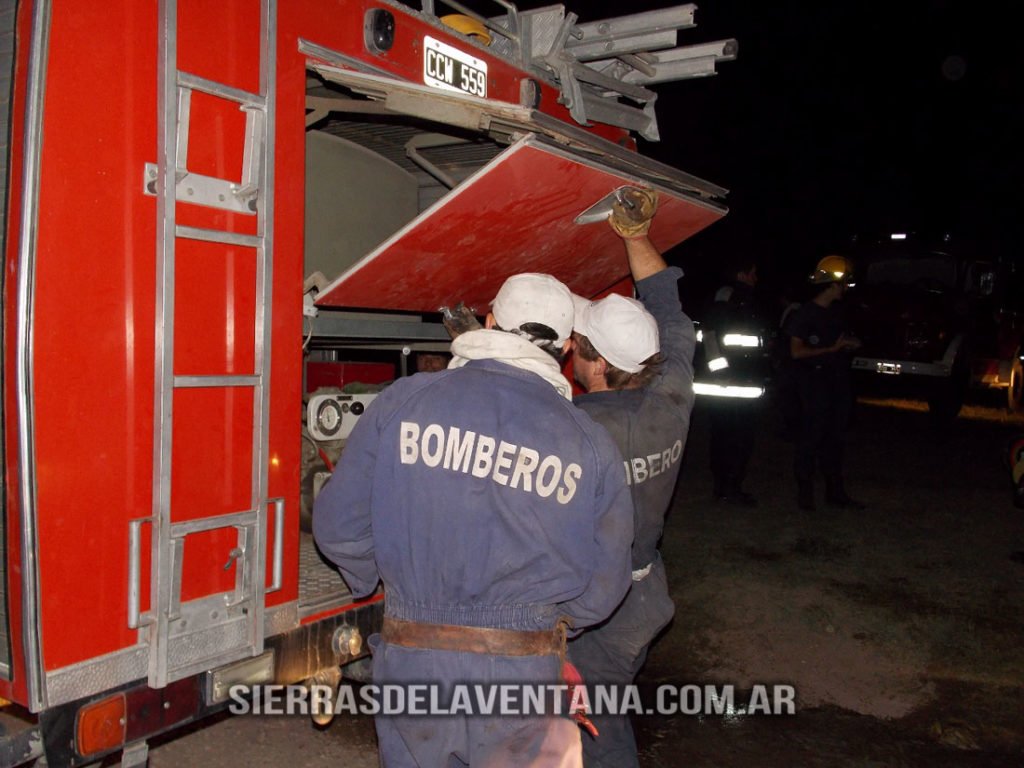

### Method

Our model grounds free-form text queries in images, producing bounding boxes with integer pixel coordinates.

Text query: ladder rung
[174,375,260,388]
[177,71,265,109]
[171,509,260,537]
[176,225,261,248]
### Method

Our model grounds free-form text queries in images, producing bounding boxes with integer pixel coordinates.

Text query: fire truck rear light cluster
[76,693,126,757]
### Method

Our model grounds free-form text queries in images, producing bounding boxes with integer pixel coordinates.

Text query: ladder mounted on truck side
[132,0,282,689]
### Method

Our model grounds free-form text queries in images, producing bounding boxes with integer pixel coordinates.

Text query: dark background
[459,0,1024,299]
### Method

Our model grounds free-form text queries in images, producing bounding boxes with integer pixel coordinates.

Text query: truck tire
[1008,353,1024,413]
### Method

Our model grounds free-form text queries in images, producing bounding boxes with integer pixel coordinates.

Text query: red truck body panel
[0,0,727,733]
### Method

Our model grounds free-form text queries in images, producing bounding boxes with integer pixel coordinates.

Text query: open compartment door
[315,133,726,311]
[308,65,727,310]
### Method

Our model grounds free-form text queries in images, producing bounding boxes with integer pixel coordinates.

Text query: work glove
[440,302,483,339]
[608,187,658,239]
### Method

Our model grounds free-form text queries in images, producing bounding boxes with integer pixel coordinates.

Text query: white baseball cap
[572,293,659,373]
[491,273,574,345]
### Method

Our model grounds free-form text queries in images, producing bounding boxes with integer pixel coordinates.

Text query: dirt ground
[635,394,1024,766]
[147,394,1024,767]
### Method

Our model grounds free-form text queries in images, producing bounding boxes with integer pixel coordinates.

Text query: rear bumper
[851,357,952,378]
[1,599,384,768]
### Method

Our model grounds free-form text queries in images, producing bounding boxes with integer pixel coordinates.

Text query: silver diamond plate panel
[46,646,149,707]
[167,617,248,671]
[300,531,352,606]
[519,7,566,62]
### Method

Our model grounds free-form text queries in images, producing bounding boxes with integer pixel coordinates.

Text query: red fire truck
[0,1,732,763]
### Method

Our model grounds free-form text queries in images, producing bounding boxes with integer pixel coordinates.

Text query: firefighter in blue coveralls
[568,189,695,768]
[313,273,634,767]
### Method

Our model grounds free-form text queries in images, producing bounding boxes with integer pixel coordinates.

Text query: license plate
[424,36,487,98]
[876,362,902,375]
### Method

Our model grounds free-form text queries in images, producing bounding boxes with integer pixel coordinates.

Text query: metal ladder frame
[139,0,278,689]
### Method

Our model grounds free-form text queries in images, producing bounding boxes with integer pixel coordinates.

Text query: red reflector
[76,693,126,757]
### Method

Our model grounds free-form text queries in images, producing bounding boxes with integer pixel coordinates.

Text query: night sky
[501,0,1024,288]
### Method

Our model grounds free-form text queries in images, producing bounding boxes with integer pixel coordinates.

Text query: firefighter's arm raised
[610,189,696,397]
[622,234,667,281]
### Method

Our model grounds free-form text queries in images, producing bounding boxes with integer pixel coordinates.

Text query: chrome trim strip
[298,594,363,621]
[253,0,277,656]
[16,0,53,714]
[298,38,396,80]
[268,498,284,593]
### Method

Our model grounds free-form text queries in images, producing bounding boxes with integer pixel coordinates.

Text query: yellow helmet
[809,254,855,285]
[440,14,492,45]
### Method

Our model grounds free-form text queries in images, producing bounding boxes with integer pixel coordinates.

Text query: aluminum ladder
[132,0,279,689]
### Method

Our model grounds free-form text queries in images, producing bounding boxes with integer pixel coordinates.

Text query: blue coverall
[569,267,696,768]
[314,354,634,767]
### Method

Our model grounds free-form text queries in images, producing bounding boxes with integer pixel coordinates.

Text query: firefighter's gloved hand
[608,188,658,239]
[441,302,483,339]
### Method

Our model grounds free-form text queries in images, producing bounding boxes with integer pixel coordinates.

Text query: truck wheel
[1008,354,1024,413]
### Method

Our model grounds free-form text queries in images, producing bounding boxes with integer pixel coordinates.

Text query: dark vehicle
[848,235,1024,419]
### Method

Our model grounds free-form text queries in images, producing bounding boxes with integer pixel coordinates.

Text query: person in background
[701,257,767,505]
[784,254,864,511]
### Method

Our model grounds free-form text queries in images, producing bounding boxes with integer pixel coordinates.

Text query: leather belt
[381,617,563,657]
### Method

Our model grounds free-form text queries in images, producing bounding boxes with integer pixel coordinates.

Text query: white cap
[491,273,574,345]
[572,293,659,373]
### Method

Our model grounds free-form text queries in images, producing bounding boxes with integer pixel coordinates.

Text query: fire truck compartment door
[311,67,727,311]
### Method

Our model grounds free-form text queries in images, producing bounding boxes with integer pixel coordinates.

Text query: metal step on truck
[0,1,733,764]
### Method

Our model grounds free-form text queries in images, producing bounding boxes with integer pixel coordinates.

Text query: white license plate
[876,362,902,375]
[424,36,487,98]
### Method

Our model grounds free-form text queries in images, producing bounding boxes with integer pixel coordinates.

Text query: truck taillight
[76,693,126,757]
